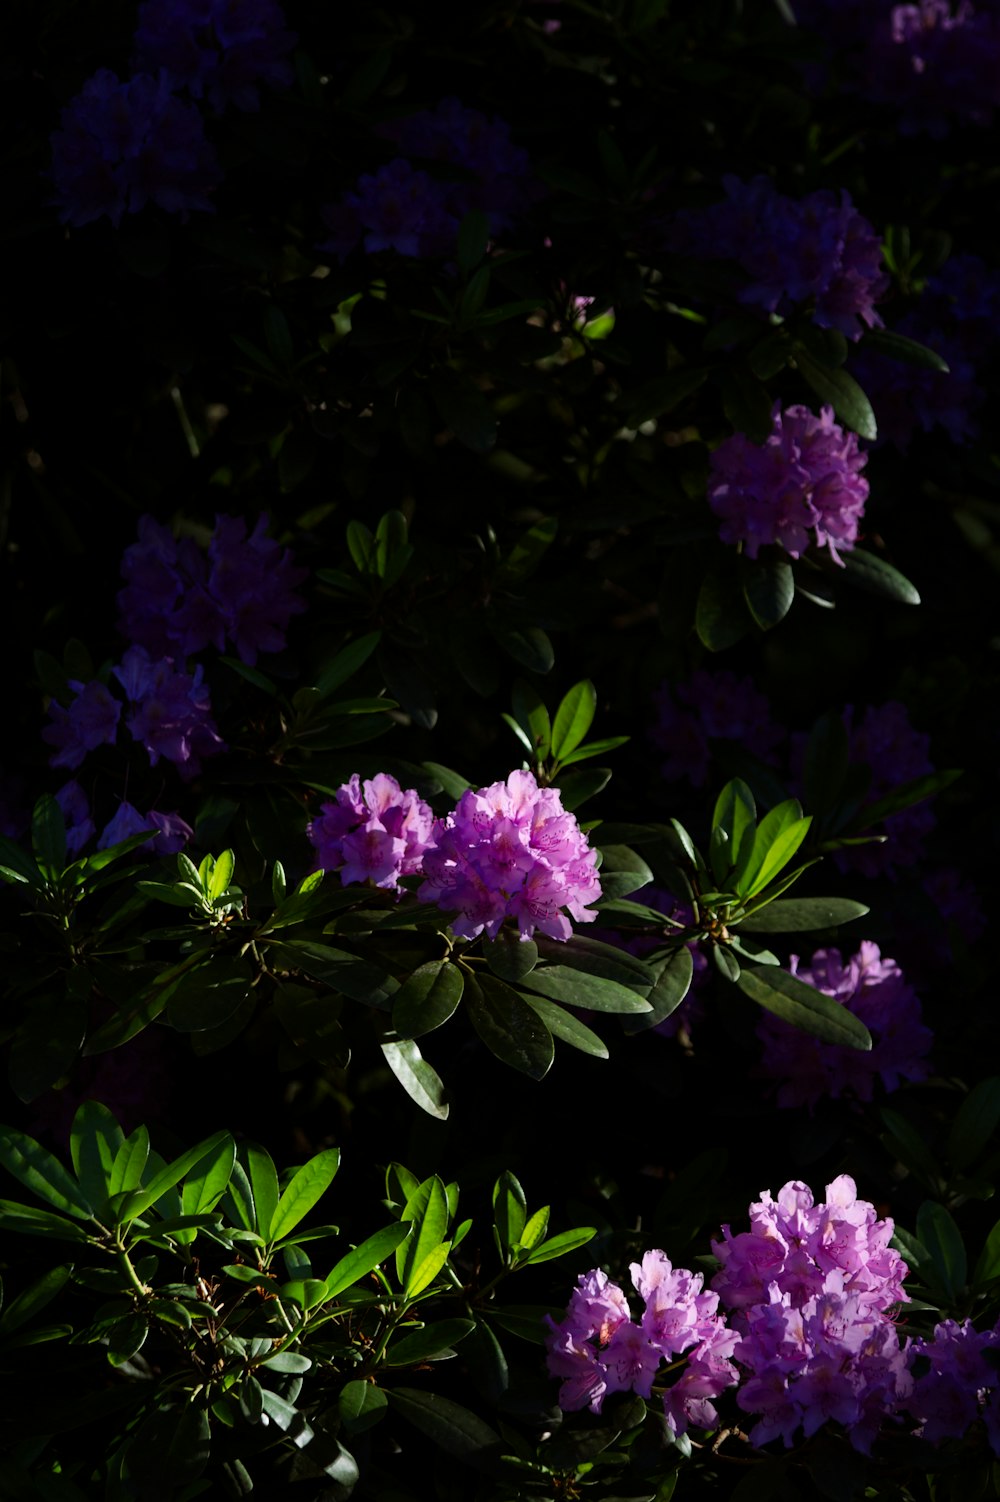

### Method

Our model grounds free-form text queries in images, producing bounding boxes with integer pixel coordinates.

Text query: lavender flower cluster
[543,1256,739,1437]
[708,403,870,561]
[670,176,887,338]
[50,0,295,226]
[306,769,602,943]
[850,253,1000,450]
[118,513,307,666]
[756,942,933,1108]
[908,1318,1000,1448]
[839,701,936,878]
[321,98,534,260]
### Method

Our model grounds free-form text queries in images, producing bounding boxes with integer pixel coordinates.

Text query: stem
[116,1240,152,1299]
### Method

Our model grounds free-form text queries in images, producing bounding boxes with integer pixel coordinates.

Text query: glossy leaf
[521,965,652,1014]
[551,680,597,763]
[110,1128,150,1197]
[0,1127,93,1218]
[397,1175,450,1294]
[795,349,877,439]
[0,1263,72,1334]
[696,565,749,651]
[118,1130,233,1223]
[839,548,919,605]
[493,1170,527,1254]
[392,960,464,1038]
[387,1387,501,1460]
[521,993,609,1058]
[522,1225,597,1265]
[325,1222,412,1297]
[387,1318,475,1364]
[737,965,872,1050]
[269,1148,340,1242]
[71,1101,124,1210]
[464,974,555,1079]
[595,843,654,899]
[742,554,794,631]
[381,1036,450,1119]
[622,946,694,1035]
[339,1379,388,1433]
[949,1078,1000,1172]
[738,897,869,932]
[916,1201,967,1302]
[484,931,538,984]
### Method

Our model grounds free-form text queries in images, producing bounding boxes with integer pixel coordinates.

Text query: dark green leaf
[622,947,694,1035]
[339,1379,388,1433]
[802,711,850,815]
[380,1036,450,1119]
[387,1319,475,1364]
[617,368,708,426]
[269,1149,340,1242]
[839,548,919,605]
[118,1130,233,1223]
[31,793,67,876]
[484,931,538,984]
[534,933,655,991]
[794,349,877,439]
[851,769,960,832]
[392,960,464,1038]
[556,766,612,810]
[387,1388,500,1462]
[595,843,654,900]
[718,366,773,444]
[422,761,472,799]
[861,328,949,372]
[949,1079,1000,1172]
[274,986,350,1067]
[742,554,794,631]
[465,974,555,1079]
[9,992,87,1102]
[0,1199,90,1241]
[558,735,629,766]
[522,966,652,1014]
[497,517,559,586]
[880,1108,946,1193]
[696,566,749,652]
[521,994,608,1058]
[71,1101,124,1210]
[0,1263,72,1334]
[736,965,872,1050]
[493,1170,527,1253]
[737,898,869,932]
[458,209,490,279]
[166,960,253,1033]
[489,620,555,674]
[314,632,382,699]
[511,678,552,758]
[430,369,497,453]
[272,941,399,1009]
[916,1201,967,1302]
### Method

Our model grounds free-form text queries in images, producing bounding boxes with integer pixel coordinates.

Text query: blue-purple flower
[134,0,296,113]
[114,646,225,779]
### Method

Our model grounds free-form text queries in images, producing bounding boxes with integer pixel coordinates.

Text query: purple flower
[55,780,96,854]
[843,701,935,877]
[307,774,435,891]
[670,177,887,339]
[708,404,869,562]
[50,69,221,228]
[546,1255,738,1430]
[43,681,122,771]
[98,800,193,854]
[756,942,933,1109]
[906,1319,1000,1448]
[651,672,785,787]
[713,1177,912,1451]
[134,0,296,113]
[114,646,225,779]
[418,770,602,942]
[865,2,1000,136]
[117,513,306,664]
[322,159,459,260]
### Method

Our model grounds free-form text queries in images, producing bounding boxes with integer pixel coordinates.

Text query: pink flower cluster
[417,770,602,941]
[544,1255,739,1438]
[711,1176,912,1451]
[708,403,869,562]
[308,770,601,943]
[307,774,435,892]
[907,1318,1000,1450]
[756,942,933,1109]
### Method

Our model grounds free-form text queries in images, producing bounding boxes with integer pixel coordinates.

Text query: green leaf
[521,966,652,1014]
[430,368,497,453]
[9,991,87,1102]
[881,1108,946,1194]
[71,1101,124,1210]
[973,1217,1000,1289]
[497,518,559,586]
[166,959,254,1033]
[556,766,612,811]
[696,566,749,652]
[209,849,235,901]
[595,843,654,899]
[314,631,382,699]
[850,769,960,832]
[0,1127,94,1218]
[387,1388,500,1461]
[718,366,773,444]
[802,711,850,815]
[487,1303,559,1344]
[422,761,472,799]
[269,1149,340,1242]
[397,1175,450,1294]
[0,833,43,888]
[522,1226,597,1265]
[622,946,694,1035]
[0,1199,90,1241]
[916,1201,967,1302]
[861,327,950,372]
[118,1130,233,1223]
[484,931,538,984]
[110,1128,150,1197]
[740,800,810,897]
[339,1379,388,1434]
[31,793,67,876]
[521,994,609,1058]
[742,554,794,631]
[551,681,597,764]
[0,1264,72,1334]
[271,941,399,1009]
[464,974,555,1080]
[839,548,920,605]
[949,1079,1000,1173]
[794,349,877,439]
[458,209,490,279]
[558,735,629,767]
[493,1170,527,1254]
[617,367,708,426]
[381,1036,450,1119]
[712,779,757,885]
[511,678,552,760]
[325,1222,412,1297]
[387,1319,475,1364]
[489,620,554,675]
[181,1137,237,1219]
[736,965,872,1050]
[737,897,869,932]
[392,961,464,1038]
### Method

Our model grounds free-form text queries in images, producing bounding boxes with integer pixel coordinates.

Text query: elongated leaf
[534,934,655,992]
[381,1036,450,1119]
[269,1149,340,1242]
[0,1127,93,1218]
[511,679,552,759]
[485,931,538,984]
[739,799,806,896]
[118,1130,233,1222]
[802,711,850,815]
[521,994,608,1058]
[973,1217,1000,1289]
[489,620,554,675]
[594,844,654,899]
[558,735,629,766]
[737,965,872,1050]
[712,779,756,886]
[556,766,612,811]
[71,1101,124,1210]
[861,327,949,372]
[32,793,67,876]
[272,941,398,1009]
[339,1379,389,1433]
[851,769,960,832]
[209,849,235,901]
[622,946,694,1035]
[493,1170,527,1254]
[0,1264,72,1334]
[9,991,87,1102]
[181,1137,237,1218]
[521,966,652,1014]
[839,548,919,605]
[397,1175,450,1293]
[0,1199,90,1241]
[916,1201,967,1302]
[737,897,869,932]
[326,1222,412,1297]
[949,1079,1000,1173]
[110,1128,150,1197]
[523,1226,597,1265]
[551,681,597,763]
[392,961,464,1038]
[795,349,877,439]
[422,761,472,799]
[388,1388,500,1461]
[465,974,555,1080]
[387,1318,475,1364]
[742,555,794,631]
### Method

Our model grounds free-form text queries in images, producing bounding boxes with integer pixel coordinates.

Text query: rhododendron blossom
[417,770,601,941]
[708,404,869,561]
[307,774,435,891]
